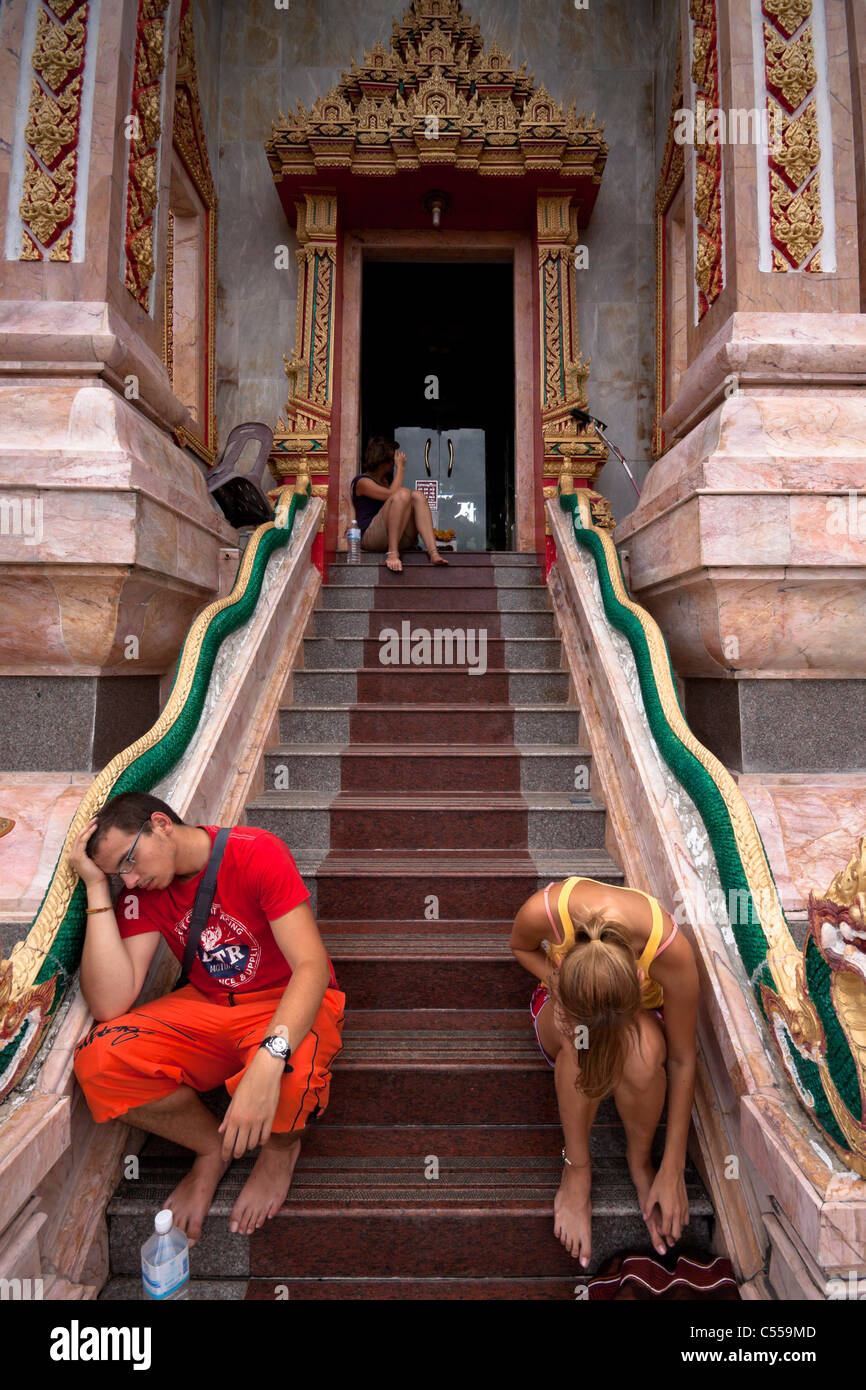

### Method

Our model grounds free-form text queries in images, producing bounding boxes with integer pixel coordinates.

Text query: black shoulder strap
[175,828,231,990]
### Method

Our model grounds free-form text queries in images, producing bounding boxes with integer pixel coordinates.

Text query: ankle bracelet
[562,1148,591,1168]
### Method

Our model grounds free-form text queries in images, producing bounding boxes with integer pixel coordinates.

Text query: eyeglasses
[117,821,150,875]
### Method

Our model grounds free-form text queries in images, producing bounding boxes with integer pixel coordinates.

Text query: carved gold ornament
[762,0,812,38]
[18,0,88,261]
[166,0,219,462]
[761,0,822,270]
[771,169,822,264]
[764,23,816,110]
[266,0,607,184]
[653,43,684,458]
[689,0,724,319]
[270,191,338,486]
[124,0,170,308]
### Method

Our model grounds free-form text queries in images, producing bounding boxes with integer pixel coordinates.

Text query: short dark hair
[364,436,398,473]
[87,792,184,858]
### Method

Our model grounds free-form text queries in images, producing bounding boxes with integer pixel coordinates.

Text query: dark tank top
[350,471,392,535]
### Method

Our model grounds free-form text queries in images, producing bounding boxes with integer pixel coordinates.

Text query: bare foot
[428,550,449,565]
[229,1138,302,1235]
[385,550,402,573]
[628,1150,667,1257]
[163,1149,231,1247]
[553,1160,593,1267]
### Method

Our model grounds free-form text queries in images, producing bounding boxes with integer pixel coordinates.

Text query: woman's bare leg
[536,999,599,1267]
[409,490,448,565]
[384,490,412,571]
[613,1012,668,1255]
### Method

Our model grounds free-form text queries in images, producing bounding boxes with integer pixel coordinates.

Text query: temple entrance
[360,260,515,551]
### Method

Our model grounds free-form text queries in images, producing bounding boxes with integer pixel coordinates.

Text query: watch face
[265,1036,288,1057]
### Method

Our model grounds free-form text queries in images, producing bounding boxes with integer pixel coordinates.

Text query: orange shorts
[73,983,345,1134]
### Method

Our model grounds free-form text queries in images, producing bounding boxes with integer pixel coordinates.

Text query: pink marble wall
[619,373,866,677]
[0,379,234,674]
[736,774,866,913]
[0,774,93,924]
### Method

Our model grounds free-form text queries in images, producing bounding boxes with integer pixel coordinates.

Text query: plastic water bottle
[141,1209,190,1301]
[347,521,361,564]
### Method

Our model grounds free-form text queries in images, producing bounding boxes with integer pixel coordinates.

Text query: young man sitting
[70,793,344,1246]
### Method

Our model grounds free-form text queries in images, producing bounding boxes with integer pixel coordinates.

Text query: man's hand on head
[68,817,108,887]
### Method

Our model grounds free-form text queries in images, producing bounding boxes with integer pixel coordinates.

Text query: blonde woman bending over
[510,875,698,1270]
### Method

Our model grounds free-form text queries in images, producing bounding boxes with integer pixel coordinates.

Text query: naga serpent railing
[560,487,866,1179]
[0,480,311,1103]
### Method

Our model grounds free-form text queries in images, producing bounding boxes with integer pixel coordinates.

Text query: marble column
[616,0,866,772]
[0,0,232,771]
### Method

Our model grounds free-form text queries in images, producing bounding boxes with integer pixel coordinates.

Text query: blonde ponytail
[549,911,642,1100]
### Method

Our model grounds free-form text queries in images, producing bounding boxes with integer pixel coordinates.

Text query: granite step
[101,1275,586,1300]
[307,848,624,920]
[106,1140,713,1281]
[291,670,570,705]
[330,552,541,568]
[299,638,562,671]
[312,608,554,639]
[328,565,542,589]
[245,791,607,852]
[279,704,583,745]
[262,744,592,794]
[317,929,531,1008]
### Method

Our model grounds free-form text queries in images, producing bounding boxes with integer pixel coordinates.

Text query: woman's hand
[643,1165,689,1254]
[67,818,107,888]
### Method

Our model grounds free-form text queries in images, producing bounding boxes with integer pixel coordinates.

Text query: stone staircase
[101,551,713,1299]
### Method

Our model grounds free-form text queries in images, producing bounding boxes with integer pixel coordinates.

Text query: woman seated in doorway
[509,875,698,1270]
[350,436,448,573]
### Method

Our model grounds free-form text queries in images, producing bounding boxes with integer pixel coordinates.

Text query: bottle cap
[154,1209,174,1234]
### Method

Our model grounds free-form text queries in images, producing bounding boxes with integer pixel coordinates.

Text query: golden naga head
[825,836,866,923]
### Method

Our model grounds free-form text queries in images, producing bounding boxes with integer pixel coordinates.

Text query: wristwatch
[259,1035,293,1071]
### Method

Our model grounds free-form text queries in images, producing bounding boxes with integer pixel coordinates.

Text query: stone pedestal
[0,0,233,771]
[617,315,866,773]
[0,368,233,770]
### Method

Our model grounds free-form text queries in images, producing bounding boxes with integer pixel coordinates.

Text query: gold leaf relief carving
[764,22,816,110]
[24,77,78,165]
[130,222,155,287]
[46,0,81,17]
[762,0,811,39]
[695,226,719,297]
[773,100,820,189]
[20,152,72,243]
[694,158,716,226]
[49,227,72,260]
[32,6,85,92]
[774,174,822,263]
[310,254,333,405]
[137,87,162,146]
[20,231,42,260]
[54,148,76,197]
[133,150,158,218]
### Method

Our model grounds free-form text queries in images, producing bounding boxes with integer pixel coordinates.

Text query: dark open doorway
[360,260,515,550]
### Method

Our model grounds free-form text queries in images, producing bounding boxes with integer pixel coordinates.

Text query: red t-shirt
[117,825,336,1000]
